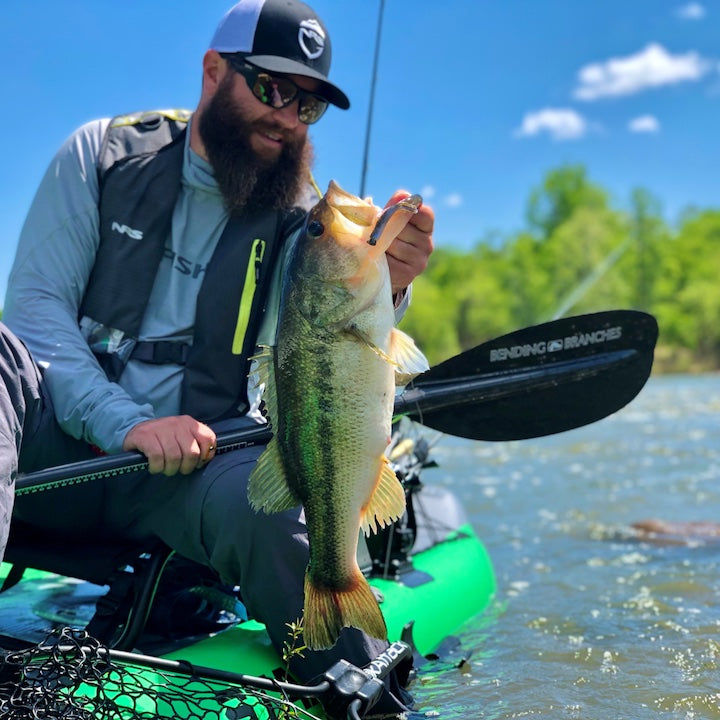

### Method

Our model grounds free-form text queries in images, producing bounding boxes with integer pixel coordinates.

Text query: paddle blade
[396,310,658,441]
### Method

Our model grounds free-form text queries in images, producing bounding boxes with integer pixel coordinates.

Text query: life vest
[79,109,305,422]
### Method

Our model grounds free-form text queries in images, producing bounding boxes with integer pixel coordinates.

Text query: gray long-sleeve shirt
[5,119,248,453]
[5,117,409,455]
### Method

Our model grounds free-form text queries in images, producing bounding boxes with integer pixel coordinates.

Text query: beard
[198,73,314,216]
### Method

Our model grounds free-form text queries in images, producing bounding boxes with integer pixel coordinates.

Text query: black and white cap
[209,0,350,109]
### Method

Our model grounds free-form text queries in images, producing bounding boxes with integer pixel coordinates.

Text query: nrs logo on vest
[111,221,144,240]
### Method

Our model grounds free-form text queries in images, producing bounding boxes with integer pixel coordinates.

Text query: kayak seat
[1,520,173,651]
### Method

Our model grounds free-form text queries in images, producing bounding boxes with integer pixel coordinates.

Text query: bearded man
[0,1,433,717]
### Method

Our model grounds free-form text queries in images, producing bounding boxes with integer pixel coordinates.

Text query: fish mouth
[325,180,379,228]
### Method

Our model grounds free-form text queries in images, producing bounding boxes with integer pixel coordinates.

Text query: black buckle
[131,341,190,366]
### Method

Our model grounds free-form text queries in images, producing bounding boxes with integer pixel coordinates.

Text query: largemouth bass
[248,180,429,650]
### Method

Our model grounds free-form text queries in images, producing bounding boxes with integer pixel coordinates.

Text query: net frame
[0,627,325,720]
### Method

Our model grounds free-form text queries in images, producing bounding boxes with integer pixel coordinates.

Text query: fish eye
[307,220,324,238]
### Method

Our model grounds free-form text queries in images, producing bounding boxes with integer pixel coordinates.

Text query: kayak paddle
[16,309,657,495]
[396,308,657,441]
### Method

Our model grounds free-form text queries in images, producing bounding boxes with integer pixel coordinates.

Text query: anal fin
[360,457,406,535]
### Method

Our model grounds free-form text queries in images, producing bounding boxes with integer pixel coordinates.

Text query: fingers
[122,416,217,477]
[383,191,435,294]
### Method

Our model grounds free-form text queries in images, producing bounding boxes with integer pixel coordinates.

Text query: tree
[654,210,720,365]
[625,188,666,313]
[526,165,609,240]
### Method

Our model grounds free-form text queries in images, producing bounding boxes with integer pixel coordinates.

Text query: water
[413,374,720,719]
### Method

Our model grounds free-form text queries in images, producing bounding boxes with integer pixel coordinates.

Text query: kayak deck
[160,523,495,677]
[0,522,494,666]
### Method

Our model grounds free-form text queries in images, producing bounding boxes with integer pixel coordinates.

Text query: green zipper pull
[232,238,266,355]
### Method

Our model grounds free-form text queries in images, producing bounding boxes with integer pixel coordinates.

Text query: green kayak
[0,437,495,719]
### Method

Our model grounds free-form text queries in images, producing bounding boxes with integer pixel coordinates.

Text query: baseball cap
[209,0,350,109]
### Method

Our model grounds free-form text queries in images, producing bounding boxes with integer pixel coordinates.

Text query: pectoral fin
[346,326,428,385]
[390,327,430,386]
[360,457,406,535]
[347,325,397,366]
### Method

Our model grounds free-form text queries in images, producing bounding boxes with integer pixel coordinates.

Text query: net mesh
[0,627,318,720]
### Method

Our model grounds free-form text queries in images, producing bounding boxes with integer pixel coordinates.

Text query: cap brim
[245,54,350,110]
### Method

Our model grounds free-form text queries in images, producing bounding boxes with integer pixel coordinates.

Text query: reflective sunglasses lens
[254,73,298,109]
[236,59,329,125]
[298,95,328,124]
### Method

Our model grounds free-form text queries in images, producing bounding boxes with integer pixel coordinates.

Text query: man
[1,0,433,716]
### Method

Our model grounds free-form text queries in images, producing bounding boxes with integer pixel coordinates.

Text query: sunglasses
[222,55,329,125]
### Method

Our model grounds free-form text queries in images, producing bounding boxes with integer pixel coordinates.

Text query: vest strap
[131,341,191,366]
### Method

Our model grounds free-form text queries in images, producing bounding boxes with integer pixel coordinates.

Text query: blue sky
[1,1,718,303]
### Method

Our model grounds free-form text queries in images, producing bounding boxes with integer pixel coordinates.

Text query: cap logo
[298,18,325,60]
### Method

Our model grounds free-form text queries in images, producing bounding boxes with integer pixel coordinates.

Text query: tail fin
[303,569,387,650]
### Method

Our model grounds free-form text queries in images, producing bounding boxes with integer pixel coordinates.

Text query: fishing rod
[359,0,385,198]
[16,310,657,496]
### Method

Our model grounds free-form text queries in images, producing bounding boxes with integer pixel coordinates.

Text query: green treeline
[400,165,720,373]
[2,164,716,374]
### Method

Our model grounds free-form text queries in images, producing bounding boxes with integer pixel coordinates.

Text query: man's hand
[123,416,217,476]
[384,190,435,295]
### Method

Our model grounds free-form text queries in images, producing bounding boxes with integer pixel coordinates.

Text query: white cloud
[676,2,706,19]
[628,115,660,133]
[420,185,436,200]
[515,108,588,141]
[444,193,463,208]
[574,43,711,100]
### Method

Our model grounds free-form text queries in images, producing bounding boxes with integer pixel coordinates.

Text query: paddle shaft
[15,425,272,495]
[15,310,657,494]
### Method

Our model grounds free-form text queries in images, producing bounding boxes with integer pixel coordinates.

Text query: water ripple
[410,375,720,719]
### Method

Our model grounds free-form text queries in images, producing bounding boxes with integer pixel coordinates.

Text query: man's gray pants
[0,323,411,713]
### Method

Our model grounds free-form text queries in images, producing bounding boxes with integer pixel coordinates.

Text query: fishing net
[0,627,317,720]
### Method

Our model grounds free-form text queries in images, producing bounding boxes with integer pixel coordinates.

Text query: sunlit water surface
[412,374,720,719]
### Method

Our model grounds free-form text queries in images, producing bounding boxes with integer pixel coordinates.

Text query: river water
[412,374,720,719]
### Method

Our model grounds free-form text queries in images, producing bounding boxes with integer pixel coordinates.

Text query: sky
[1,1,719,303]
